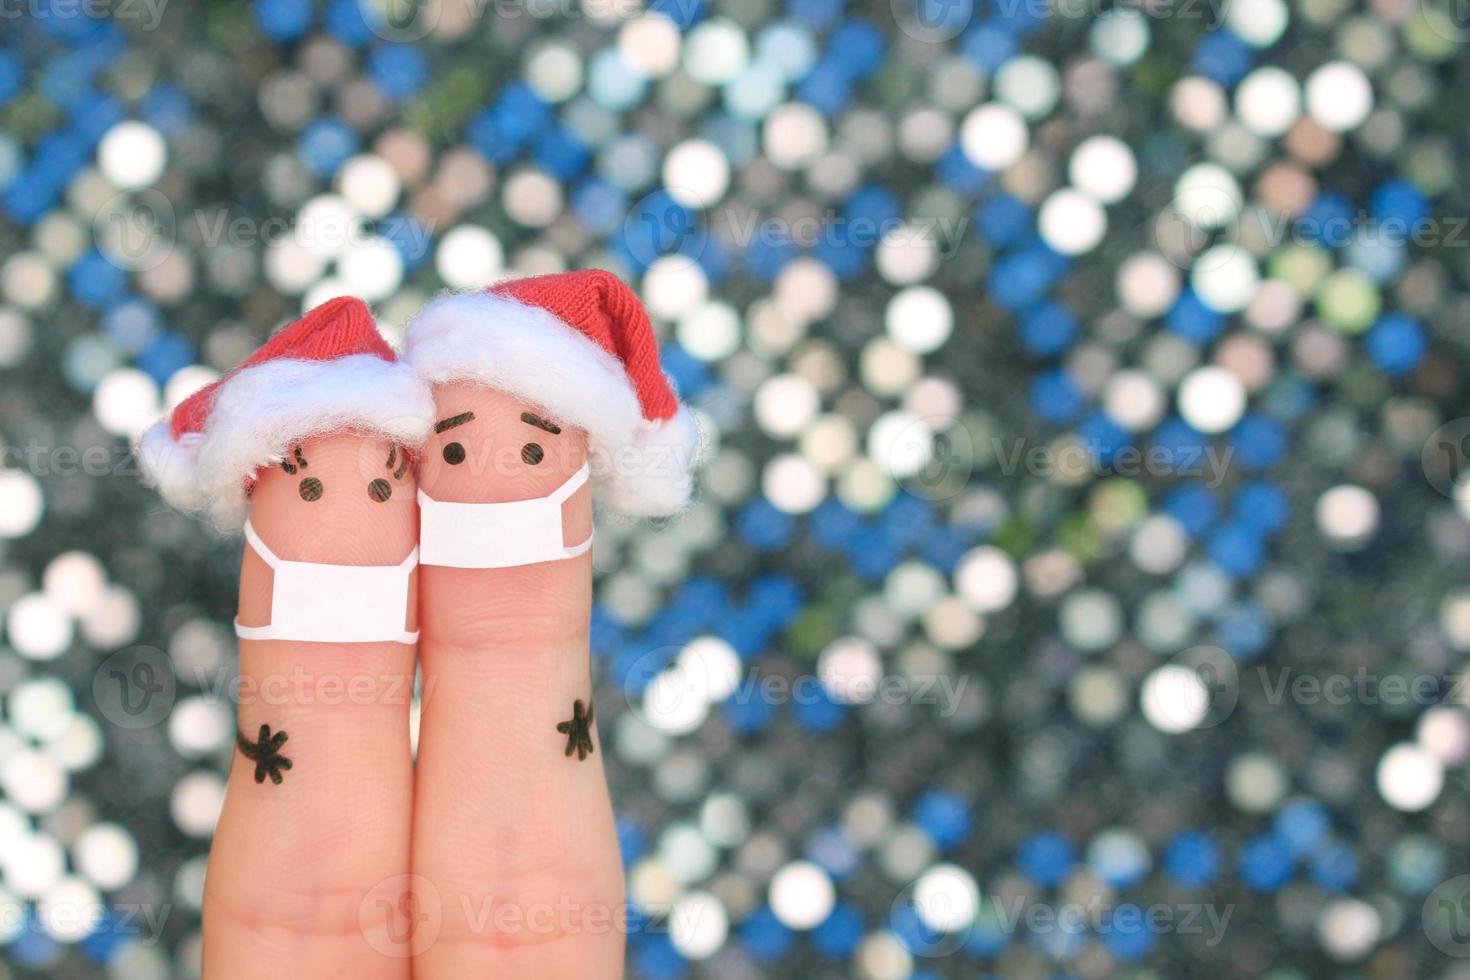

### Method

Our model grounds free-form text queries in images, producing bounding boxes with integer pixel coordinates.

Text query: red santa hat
[401,270,701,516]
[137,296,435,529]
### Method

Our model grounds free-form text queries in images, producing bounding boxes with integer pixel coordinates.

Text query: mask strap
[236,622,420,644]
[242,520,281,570]
[547,462,591,505]
[564,529,593,559]
[238,521,280,641]
[551,463,593,557]
[234,619,275,641]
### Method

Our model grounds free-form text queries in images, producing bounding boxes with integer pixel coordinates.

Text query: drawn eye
[443,442,465,465]
[368,478,392,502]
[521,443,544,465]
[299,477,323,502]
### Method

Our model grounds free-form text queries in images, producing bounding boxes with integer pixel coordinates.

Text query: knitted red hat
[138,296,434,529]
[402,270,700,516]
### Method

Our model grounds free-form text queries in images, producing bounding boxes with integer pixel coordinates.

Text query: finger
[202,433,419,978]
[411,382,625,977]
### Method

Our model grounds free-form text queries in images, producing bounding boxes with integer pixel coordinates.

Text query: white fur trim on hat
[403,290,700,516]
[602,407,701,516]
[139,354,435,530]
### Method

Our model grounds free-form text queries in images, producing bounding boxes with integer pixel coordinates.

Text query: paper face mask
[417,462,591,570]
[234,520,420,644]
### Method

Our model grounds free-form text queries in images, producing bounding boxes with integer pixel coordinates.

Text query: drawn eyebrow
[435,411,475,433]
[384,444,410,479]
[280,445,308,475]
[521,412,561,435]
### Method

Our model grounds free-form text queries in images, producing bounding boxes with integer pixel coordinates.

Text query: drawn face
[247,433,419,563]
[417,382,588,505]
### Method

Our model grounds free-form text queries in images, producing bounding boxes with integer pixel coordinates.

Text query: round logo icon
[92,189,177,272]
[92,646,176,730]
[891,0,976,43]
[360,874,442,958]
[888,868,975,958]
[622,640,740,736]
[1423,875,1470,957]
[880,415,976,502]
[1421,418,1470,500]
[1417,0,1470,43]
[1154,183,1243,272]
[621,188,706,272]
[1155,644,1239,731]
[359,0,440,42]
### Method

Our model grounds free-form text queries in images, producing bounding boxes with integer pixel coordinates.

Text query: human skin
[202,433,419,977]
[409,382,625,978]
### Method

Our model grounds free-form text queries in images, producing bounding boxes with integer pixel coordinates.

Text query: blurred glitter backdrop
[1,0,1470,975]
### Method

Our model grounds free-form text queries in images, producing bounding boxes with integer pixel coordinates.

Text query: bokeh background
[1,0,1470,976]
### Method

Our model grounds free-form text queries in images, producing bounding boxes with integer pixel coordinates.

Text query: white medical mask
[417,462,592,569]
[234,521,420,644]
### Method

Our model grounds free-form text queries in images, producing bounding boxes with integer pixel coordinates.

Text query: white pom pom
[136,423,206,511]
